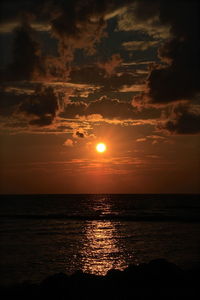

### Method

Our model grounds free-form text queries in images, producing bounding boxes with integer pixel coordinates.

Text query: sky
[0,0,199,194]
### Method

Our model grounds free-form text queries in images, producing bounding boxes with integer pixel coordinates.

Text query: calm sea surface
[0,194,200,285]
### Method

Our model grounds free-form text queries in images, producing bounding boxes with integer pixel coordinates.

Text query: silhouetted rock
[1,259,200,300]
[42,272,69,287]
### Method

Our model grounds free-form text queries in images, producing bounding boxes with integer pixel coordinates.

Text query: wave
[0,213,200,222]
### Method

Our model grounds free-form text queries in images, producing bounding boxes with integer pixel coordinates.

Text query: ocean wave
[0,213,199,222]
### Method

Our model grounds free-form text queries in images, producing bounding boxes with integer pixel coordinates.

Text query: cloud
[5,20,45,81]
[1,20,70,82]
[60,101,87,119]
[122,40,159,51]
[0,88,25,117]
[50,0,107,57]
[69,64,106,86]
[136,138,147,142]
[69,63,139,93]
[0,0,133,82]
[104,6,127,20]
[48,0,132,66]
[76,131,85,138]
[133,1,200,105]
[63,139,74,147]
[158,104,200,134]
[136,135,166,143]
[0,21,51,34]
[0,84,60,126]
[97,54,122,76]
[119,84,145,93]
[122,61,154,66]
[0,0,43,25]
[147,135,165,140]
[86,96,134,119]
[118,2,170,39]
[2,84,157,130]
[2,0,199,136]
[60,93,161,121]
[19,86,59,125]
[77,114,103,122]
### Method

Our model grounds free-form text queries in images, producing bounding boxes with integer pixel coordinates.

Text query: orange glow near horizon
[96,143,107,153]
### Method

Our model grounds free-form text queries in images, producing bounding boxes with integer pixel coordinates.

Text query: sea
[0,194,200,286]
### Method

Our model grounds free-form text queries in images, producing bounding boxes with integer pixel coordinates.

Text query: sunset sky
[0,0,199,194]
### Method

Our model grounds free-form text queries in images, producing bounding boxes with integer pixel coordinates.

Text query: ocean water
[0,194,200,285]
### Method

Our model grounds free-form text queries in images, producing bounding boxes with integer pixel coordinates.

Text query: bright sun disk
[96,143,106,153]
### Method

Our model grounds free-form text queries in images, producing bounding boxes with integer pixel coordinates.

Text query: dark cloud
[0,0,133,81]
[50,0,107,58]
[0,88,26,116]
[103,72,139,93]
[59,101,87,119]
[69,64,139,92]
[158,104,200,134]
[0,0,129,23]
[1,0,199,135]
[61,95,160,120]
[0,0,129,68]
[130,0,159,21]
[0,85,59,126]
[69,65,105,85]
[6,21,44,81]
[19,86,58,125]
[61,96,135,120]
[48,0,132,54]
[0,0,45,24]
[29,115,54,126]
[134,1,200,105]
[87,96,134,119]
[76,131,85,138]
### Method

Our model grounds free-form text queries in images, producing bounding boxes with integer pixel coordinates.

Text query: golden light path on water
[80,196,126,275]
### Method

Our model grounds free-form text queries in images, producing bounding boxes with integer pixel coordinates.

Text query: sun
[96,143,107,153]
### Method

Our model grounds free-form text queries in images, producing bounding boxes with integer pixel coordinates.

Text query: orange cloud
[63,139,74,147]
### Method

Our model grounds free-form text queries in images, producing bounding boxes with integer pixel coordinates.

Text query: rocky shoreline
[1,259,199,299]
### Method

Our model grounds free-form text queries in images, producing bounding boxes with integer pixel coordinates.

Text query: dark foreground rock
[1,259,200,299]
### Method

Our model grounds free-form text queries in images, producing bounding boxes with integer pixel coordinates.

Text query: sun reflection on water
[80,196,126,275]
[81,220,125,274]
